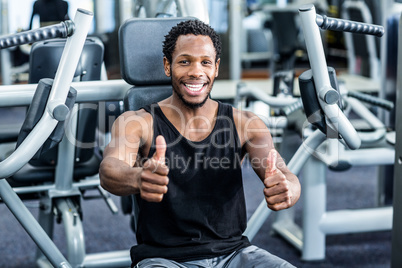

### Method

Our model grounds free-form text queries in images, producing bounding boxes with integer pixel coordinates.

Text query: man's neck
[159,97,219,142]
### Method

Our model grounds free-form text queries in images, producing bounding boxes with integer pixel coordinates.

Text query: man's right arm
[99,111,145,196]
[99,111,169,201]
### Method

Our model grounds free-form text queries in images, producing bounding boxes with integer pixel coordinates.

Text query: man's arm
[235,109,301,211]
[99,111,169,202]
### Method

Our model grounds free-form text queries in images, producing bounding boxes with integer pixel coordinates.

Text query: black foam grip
[0,21,72,49]
[347,91,394,111]
[316,14,384,37]
[280,98,303,116]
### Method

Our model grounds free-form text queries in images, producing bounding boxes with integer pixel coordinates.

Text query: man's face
[163,34,220,108]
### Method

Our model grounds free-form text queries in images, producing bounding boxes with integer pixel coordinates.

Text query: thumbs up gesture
[140,135,169,202]
[263,149,293,211]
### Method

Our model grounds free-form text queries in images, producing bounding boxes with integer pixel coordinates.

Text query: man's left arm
[241,111,301,211]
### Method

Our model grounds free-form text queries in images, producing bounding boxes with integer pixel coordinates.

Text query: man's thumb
[266,149,277,176]
[154,135,166,162]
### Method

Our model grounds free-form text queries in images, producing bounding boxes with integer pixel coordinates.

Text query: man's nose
[188,62,203,77]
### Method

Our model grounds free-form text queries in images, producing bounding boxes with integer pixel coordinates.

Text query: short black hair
[162,20,222,64]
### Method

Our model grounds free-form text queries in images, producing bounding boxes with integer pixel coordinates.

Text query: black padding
[124,86,173,111]
[27,37,104,167]
[118,17,193,86]
[299,70,327,134]
[273,70,295,97]
[15,78,77,162]
[29,37,104,83]
[329,160,352,172]
[9,37,104,185]
[299,67,342,137]
[11,153,101,184]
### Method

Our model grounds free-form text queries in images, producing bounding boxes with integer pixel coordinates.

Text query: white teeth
[185,84,204,92]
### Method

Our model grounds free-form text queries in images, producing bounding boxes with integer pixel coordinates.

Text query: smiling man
[99,20,300,268]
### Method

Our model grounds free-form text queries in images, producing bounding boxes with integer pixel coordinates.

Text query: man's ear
[163,57,171,77]
[215,58,221,77]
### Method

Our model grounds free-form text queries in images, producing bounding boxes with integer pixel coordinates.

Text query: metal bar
[0,179,71,268]
[55,198,86,266]
[10,178,100,195]
[55,105,78,191]
[391,11,402,268]
[229,0,242,80]
[0,21,73,49]
[0,79,131,107]
[302,155,327,261]
[321,207,392,234]
[47,9,93,119]
[299,4,361,150]
[316,14,384,37]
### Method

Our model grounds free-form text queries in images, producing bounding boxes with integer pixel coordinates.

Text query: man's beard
[172,81,212,109]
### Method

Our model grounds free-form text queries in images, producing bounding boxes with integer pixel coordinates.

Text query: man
[99,19,300,268]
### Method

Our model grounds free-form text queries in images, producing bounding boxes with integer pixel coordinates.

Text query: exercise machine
[0,8,134,268]
[391,11,402,268]
[243,4,394,261]
[0,8,92,268]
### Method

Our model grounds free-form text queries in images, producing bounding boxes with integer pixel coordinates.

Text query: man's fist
[140,135,169,202]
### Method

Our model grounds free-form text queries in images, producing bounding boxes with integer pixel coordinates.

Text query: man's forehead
[175,34,214,50]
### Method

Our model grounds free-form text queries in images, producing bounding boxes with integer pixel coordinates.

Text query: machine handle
[299,4,362,150]
[316,14,384,37]
[280,98,303,116]
[347,91,394,111]
[0,21,74,50]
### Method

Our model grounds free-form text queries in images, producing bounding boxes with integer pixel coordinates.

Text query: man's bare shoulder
[232,106,263,126]
[231,106,270,144]
[116,109,152,124]
[120,109,151,118]
[111,109,153,137]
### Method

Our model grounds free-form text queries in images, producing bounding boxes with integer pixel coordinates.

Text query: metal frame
[391,11,402,268]
[244,4,393,261]
[0,8,135,268]
[0,79,132,268]
[341,0,380,80]
[0,8,94,268]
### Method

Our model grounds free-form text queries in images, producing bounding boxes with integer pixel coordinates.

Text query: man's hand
[140,135,169,202]
[263,149,293,211]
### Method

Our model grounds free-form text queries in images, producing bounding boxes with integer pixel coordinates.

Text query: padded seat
[118,17,193,227]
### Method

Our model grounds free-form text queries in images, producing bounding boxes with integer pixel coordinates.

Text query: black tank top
[130,101,250,265]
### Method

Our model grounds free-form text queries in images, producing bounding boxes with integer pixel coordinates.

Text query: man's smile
[183,83,207,95]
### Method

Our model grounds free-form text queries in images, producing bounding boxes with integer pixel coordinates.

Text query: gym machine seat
[118,17,193,229]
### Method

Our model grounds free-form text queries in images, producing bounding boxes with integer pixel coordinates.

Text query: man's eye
[202,60,212,65]
[179,60,189,64]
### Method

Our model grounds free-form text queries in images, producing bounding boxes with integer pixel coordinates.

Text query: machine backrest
[10,37,104,184]
[28,37,104,167]
[119,17,192,87]
[119,17,196,111]
[118,17,193,231]
[29,37,104,83]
